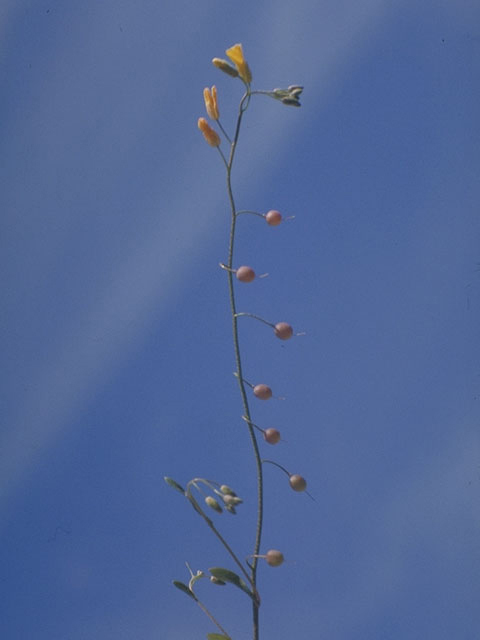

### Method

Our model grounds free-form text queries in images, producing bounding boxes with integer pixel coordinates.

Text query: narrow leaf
[207,634,230,640]
[208,567,253,599]
[164,477,185,494]
[172,580,196,599]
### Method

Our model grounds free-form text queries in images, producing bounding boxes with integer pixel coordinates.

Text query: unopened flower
[271,85,303,107]
[223,494,243,507]
[203,86,219,120]
[212,57,239,78]
[281,97,301,107]
[225,43,252,84]
[198,117,221,147]
[219,485,236,496]
[205,496,223,513]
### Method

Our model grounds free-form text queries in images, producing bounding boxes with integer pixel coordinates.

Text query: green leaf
[172,580,196,599]
[207,635,230,640]
[208,567,254,599]
[164,477,185,494]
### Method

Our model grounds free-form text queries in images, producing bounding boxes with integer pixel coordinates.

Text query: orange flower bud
[212,57,239,77]
[197,117,221,147]
[203,86,219,120]
[225,43,252,84]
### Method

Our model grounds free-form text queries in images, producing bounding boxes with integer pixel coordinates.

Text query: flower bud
[272,88,289,99]
[224,503,237,515]
[266,549,284,567]
[281,97,301,107]
[220,485,236,496]
[223,494,243,506]
[289,474,307,492]
[203,86,219,120]
[210,576,227,586]
[198,117,221,147]
[212,57,239,77]
[236,265,255,282]
[253,384,272,400]
[205,496,223,513]
[288,85,304,95]
[274,322,293,340]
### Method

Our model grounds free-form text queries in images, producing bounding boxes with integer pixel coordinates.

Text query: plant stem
[225,90,263,640]
[235,312,275,328]
[194,596,232,639]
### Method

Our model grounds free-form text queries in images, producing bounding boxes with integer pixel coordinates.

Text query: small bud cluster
[271,85,303,107]
[203,483,244,515]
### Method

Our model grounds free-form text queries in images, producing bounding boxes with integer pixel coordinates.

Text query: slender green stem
[224,89,263,640]
[217,118,232,144]
[262,459,291,477]
[235,312,275,328]
[236,209,265,218]
[194,596,232,639]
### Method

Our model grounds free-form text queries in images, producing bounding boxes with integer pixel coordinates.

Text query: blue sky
[1,1,479,638]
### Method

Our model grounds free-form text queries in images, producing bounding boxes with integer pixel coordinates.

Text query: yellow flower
[198,117,221,147]
[203,86,219,120]
[225,43,252,84]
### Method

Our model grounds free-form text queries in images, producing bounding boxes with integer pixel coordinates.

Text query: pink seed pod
[263,428,281,444]
[274,322,293,340]
[253,384,272,400]
[236,266,255,283]
[266,549,284,567]
[289,474,307,492]
[265,210,282,226]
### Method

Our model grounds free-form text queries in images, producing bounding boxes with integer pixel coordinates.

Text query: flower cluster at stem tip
[198,43,303,148]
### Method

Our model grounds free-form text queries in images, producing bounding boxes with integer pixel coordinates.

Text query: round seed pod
[253,384,272,400]
[274,322,293,340]
[263,428,281,444]
[266,549,284,567]
[265,210,282,226]
[236,266,255,282]
[289,474,307,492]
